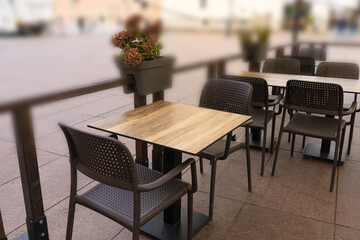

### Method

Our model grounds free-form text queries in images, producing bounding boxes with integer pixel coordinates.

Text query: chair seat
[80,164,189,226]
[268,95,280,102]
[284,113,346,140]
[199,138,245,160]
[249,108,274,128]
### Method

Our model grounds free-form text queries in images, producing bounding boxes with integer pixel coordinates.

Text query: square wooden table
[236,71,360,163]
[88,100,251,240]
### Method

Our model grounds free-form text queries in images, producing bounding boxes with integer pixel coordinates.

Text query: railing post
[207,63,217,79]
[12,107,49,240]
[291,43,300,56]
[248,61,261,72]
[0,210,6,240]
[152,91,164,172]
[217,61,226,77]
[133,90,149,167]
[275,47,284,58]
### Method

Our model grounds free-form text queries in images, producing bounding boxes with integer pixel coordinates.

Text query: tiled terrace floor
[1,33,360,240]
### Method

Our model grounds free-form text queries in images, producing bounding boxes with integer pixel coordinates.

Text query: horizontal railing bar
[299,41,360,47]
[173,44,296,74]
[0,76,134,113]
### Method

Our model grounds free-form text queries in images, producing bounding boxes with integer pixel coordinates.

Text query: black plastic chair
[59,123,197,240]
[272,80,347,192]
[220,75,281,176]
[315,62,359,155]
[197,79,253,219]
[263,58,301,75]
[299,47,326,61]
[263,58,300,98]
[282,55,315,76]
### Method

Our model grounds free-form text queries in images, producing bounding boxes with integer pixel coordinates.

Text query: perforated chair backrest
[299,47,326,61]
[316,62,359,80]
[59,123,138,191]
[282,55,315,76]
[220,75,269,107]
[285,80,343,116]
[199,79,253,115]
[263,58,300,75]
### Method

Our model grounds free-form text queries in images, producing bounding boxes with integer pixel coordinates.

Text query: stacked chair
[272,80,351,192]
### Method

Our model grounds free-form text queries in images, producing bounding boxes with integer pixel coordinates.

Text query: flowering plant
[112,15,162,66]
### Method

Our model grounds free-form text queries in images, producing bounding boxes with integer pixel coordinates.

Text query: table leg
[140,147,210,239]
[303,116,345,163]
[152,144,163,172]
[163,148,182,225]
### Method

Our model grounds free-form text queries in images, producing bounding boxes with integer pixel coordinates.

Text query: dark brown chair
[315,62,358,155]
[299,47,326,61]
[263,58,301,75]
[263,58,300,99]
[282,55,315,76]
[197,79,253,219]
[59,123,197,240]
[272,80,347,192]
[220,75,281,176]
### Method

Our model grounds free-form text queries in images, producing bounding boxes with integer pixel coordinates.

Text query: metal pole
[12,107,49,240]
[292,0,302,44]
[133,90,149,167]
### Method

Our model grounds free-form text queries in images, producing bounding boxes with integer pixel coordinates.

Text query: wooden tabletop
[88,101,251,155]
[236,71,360,94]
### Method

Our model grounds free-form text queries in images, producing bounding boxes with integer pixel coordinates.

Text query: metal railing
[1,40,358,239]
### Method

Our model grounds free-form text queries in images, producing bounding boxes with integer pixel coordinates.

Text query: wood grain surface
[88,101,251,154]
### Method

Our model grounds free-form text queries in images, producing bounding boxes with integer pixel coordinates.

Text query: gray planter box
[242,43,268,62]
[116,56,174,96]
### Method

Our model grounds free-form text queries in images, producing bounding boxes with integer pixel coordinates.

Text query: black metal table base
[303,143,346,164]
[249,133,275,152]
[140,208,210,240]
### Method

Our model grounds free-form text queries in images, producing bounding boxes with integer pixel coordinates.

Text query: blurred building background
[1,0,360,36]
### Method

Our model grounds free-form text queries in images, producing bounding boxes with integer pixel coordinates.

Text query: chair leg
[261,126,267,176]
[245,127,252,192]
[330,139,340,192]
[199,157,204,174]
[347,113,356,155]
[288,133,291,142]
[132,228,140,240]
[302,136,306,148]
[291,134,296,156]
[65,196,76,240]
[270,115,276,154]
[208,159,218,220]
[271,130,284,177]
[187,192,193,240]
[338,128,346,166]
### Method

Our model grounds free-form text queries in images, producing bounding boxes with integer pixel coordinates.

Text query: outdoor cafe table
[88,100,251,240]
[236,71,360,162]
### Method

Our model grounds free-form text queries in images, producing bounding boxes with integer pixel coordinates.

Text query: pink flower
[143,34,157,51]
[112,31,127,49]
[124,48,142,66]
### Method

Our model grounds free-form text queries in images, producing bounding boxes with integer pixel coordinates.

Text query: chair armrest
[137,158,197,193]
[268,94,283,107]
[343,101,357,115]
[219,132,232,160]
[241,118,253,127]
